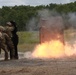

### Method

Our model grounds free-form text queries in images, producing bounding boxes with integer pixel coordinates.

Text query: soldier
[4,30,15,60]
[6,21,19,59]
[0,26,15,60]
[0,26,8,60]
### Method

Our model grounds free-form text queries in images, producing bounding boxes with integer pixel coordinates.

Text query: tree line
[0,1,76,31]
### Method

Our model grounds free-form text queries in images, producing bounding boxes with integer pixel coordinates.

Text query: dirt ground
[0,55,76,75]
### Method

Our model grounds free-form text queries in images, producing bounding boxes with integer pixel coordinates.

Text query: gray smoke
[38,9,64,32]
[26,17,39,31]
[38,9,76,30]
[26,9,76,31]
[68,12,76,28]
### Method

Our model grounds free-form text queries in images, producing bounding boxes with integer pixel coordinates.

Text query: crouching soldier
[0,26,8,60]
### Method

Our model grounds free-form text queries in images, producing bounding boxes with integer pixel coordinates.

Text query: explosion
[32,40,65,58]
[32,40,76,59]
[31,16,76,59]
[24,13,76,59]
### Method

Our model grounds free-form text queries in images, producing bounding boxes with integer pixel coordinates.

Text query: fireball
[32,40,65,58]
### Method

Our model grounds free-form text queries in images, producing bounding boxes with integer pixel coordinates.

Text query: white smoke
[26,17,39,31]
[68,12,76,28]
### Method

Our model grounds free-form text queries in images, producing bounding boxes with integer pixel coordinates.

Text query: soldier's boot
[14,47,18,59]
[10,49,15,60]
[2,46,8,60]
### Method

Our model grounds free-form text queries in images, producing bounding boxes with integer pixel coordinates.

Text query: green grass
[17,31,39,52]
[18,31,39,44]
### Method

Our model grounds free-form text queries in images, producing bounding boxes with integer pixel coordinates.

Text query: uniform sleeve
[4,33,11,41]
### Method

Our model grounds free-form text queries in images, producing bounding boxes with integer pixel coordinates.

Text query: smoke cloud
[26,17,39,31]
[27,9,76,31]
[68,12,76,28]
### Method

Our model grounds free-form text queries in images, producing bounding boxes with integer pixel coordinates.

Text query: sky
[0,0,76,8]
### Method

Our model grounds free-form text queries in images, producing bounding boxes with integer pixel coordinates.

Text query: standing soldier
[6,21,19,59]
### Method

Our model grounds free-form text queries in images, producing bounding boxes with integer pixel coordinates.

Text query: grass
[18,31,39,44]
[64,28,76,42]
[17,31,39,52]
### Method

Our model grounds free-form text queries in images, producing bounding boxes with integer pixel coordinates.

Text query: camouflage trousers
[6,40,15,60]
[0,42,15,60]
[0,29,15,60]
[3,33,15,60]
[0,43,8,60]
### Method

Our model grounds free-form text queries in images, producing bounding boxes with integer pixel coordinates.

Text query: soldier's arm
[4,33,11,41]
[4,33,15,49]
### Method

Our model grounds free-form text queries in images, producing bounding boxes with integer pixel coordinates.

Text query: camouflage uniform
[5,25,15,59]
[5,21,19,59]
[0,26,15,60]
[0,26,8,60]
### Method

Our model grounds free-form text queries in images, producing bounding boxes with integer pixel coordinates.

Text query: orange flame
[32,40,65,58]
[32,40,76,59]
